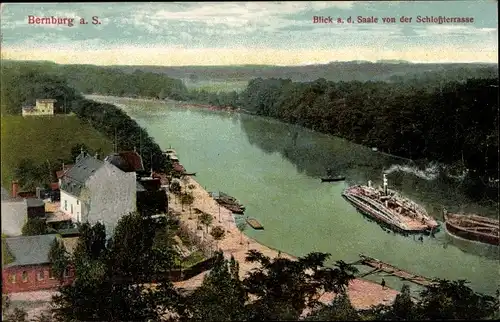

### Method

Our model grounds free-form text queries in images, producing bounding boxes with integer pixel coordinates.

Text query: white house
[1,187,27,236]
[59,151,137,237]
[22,99,56,116]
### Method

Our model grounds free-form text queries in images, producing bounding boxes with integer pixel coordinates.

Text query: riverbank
[86,94,239,112]
[168,176,399,309]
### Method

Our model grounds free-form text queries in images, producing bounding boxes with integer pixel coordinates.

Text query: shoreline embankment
[168,176,399,309]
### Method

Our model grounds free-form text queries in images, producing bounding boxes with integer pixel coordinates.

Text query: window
[22,271,28,282]
[37,271,44,281]
[10,274,16,284]
[77,200,79,205]
[71,204,73,214]
[64,200,67,211]
[48,269,55,280]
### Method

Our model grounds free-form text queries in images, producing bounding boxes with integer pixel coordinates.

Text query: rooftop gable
[104,151,145,172]
[60,154,104,196]
[4,234,59,268]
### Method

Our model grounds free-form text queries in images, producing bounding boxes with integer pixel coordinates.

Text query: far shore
[85,94,240,112]
[168,176,399,310]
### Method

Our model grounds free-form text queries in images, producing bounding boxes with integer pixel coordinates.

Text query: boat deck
[343,185,438,233]
[246,218,264,230]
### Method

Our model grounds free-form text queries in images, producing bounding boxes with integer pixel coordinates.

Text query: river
[89,95,499,296]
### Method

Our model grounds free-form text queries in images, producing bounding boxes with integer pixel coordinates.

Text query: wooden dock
[246,218,264,230]
[357,254,436,287]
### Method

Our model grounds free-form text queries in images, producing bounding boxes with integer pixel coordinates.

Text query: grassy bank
[0,114,113,190]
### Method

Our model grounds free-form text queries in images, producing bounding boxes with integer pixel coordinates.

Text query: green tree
[200,212,213,236]
[108,212,173,281]
[181,251,247,321]
[14,159,51,191]
[181,193,195,215]
[52,218,181,322]
[306,290,359,321]
[389,284,416,320]
[48,238,70,281]
[170,180,181,195]
[70,143,90,162]
[242,250,359,321]
[21,218,48,236]
[416,279,499,320]
[210,225,225,250]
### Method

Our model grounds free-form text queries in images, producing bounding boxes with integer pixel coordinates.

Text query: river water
[90,96,499,296]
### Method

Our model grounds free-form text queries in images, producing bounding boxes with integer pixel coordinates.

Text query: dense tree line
[0,63,80,115]
[235,77,498,177]
[2,60,497,177]
[91,61,498,83]
[71,98,167,171]
[44,215,499,321]
[1,63,168,172]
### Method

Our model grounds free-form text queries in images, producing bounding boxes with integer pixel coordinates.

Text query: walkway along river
[88,95,499,297]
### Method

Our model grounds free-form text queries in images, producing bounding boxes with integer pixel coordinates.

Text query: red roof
[118,151,145,172]
[56,164,74,179]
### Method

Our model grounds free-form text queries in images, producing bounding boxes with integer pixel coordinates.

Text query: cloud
[0,2,497,65]
[129,2,354,32]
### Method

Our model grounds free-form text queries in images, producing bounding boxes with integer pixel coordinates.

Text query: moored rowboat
[443,210,499,246]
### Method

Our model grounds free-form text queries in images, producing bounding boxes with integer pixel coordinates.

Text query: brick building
[2,234,75,293]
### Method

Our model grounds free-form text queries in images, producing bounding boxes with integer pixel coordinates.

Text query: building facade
[1,185,27,236]
[2,234,75,293]
[21,99,56,116]
[59,152,137,237]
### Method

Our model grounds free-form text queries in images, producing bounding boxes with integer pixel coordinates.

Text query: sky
[0,1,498,66]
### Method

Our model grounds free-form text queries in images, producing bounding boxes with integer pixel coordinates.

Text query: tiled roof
[104,151,145,172]
[60,154,104,197]
[4,234,58,268]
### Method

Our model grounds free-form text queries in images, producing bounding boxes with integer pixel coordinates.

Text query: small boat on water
[342,174,439,234]
[321,176,346,182]
[443,210,499,246]
[211,191,246,214]
[246,218,264,230]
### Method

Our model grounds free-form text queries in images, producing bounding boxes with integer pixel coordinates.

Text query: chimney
[12,180,19,198]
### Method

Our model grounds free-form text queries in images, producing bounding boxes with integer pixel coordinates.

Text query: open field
[0,114,113,190]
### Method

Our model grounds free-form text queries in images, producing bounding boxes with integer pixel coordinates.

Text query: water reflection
[239,114,498,220]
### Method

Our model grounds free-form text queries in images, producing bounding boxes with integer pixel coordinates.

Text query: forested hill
[97,61,497,83]
[1,60,498,178]
[0,60,188,103]
[236,78,499,177]
[0,61,168,172]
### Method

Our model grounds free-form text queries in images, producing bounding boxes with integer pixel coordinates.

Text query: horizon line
[2,58,498,68]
